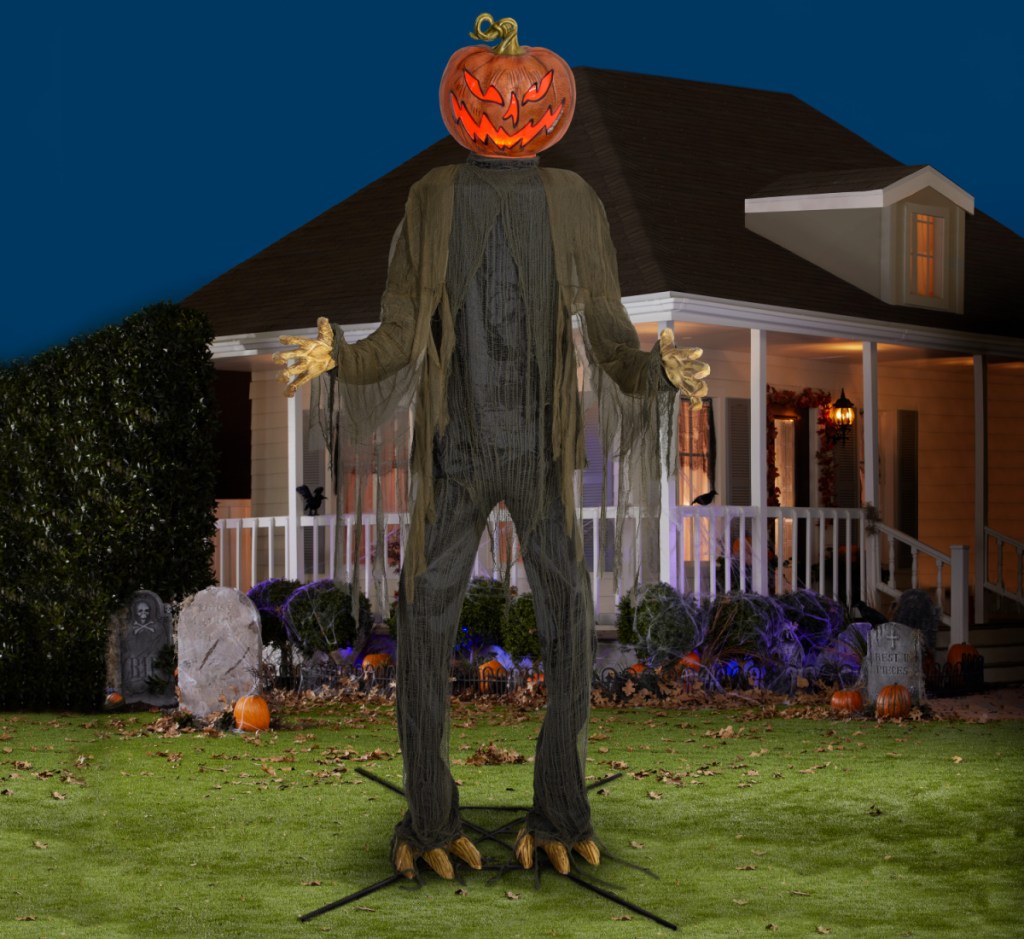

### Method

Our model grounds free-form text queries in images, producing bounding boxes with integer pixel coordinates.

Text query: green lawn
[2,697,1022,938]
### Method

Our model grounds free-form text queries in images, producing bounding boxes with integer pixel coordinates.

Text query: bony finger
[659,328,674,351]
[317,317,334,342]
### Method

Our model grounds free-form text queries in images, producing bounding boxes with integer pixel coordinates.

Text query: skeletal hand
[273,317,337,397]
[659,328,710,408]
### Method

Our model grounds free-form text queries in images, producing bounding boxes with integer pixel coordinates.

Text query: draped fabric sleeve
[310,165,460,609]
[542,167,679,594]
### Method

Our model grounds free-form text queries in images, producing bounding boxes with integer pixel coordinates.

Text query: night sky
[3,2,1019,362]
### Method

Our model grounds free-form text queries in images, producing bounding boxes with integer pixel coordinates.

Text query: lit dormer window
[901,201,961,311]
[910,211,944,299]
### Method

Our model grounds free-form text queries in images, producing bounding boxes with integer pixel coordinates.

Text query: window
[897,201,962,312]
[678,399,715,505]
[910,212,944,299]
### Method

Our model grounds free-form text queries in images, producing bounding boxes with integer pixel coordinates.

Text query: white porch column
[286,390,304,581]
[750,329,768,594]
[659,320,678,589]
[973,355,988,627]
[861,341,879,606]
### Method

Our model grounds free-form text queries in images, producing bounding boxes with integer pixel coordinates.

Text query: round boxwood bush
[283,579,372,654]
[617,581,698,664]
[458,577,510,650]
[248,578,301,648]
[503,592,540,663]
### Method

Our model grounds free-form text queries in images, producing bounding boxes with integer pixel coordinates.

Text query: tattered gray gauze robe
[318,155,675,852]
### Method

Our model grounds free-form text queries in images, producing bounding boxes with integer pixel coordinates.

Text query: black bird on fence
[297,485,326,515]
[691,489,717,506]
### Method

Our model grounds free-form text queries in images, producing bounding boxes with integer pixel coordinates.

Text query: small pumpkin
[946,643,979,667]
[830,688,863,714]
[103,691,125,711]
[233,694,271,732]
[361,653,393,673]
[874,683,911,719]
[478,659,509,694]
[439,13,576,158]
[678,651,701,672]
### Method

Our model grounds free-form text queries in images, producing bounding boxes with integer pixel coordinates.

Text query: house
[184,68,1024,681]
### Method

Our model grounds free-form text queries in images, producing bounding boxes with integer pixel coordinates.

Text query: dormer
[745,165,974,313]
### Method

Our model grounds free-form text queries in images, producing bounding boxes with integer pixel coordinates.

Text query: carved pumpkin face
[440,14,575,158]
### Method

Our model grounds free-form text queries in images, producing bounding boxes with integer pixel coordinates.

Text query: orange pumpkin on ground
[103,692,125,711]
[233,694,271,732]
[830,689,863,714]
[874,683,912,719]
[361,653,393,673]
[678,651,701,672]
[439,13,576,158]
[477,659,509,694]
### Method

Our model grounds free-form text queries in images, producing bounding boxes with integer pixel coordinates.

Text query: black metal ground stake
[301,767,677,932]
[298,873,403,922]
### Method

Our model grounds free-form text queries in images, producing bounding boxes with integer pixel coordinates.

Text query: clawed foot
[393,836,483,880]
[514,829,600,875]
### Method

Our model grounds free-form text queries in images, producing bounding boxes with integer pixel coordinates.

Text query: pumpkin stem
[471,13,522,55]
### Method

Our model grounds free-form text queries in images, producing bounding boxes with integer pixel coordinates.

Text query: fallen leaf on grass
[790,890,811,896]
[736,864,757,870]
[647,791,662,800]
[952,755,963,764]
[51,791,65,800]
[766,925,779,932]
[302,881,321,886]
[16,915,37,922]
[33,841,47,850]
[1,789,13,796]
[733,899,749,906]
[816,927,831,935]
[612,914,633,920]
[629,840,645,849]
[868,805,883,816]
[455,888,468,896]
[355,905,377,912]
[505,891,521,900]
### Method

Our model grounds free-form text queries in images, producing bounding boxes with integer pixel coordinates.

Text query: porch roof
[184,68,1023,344]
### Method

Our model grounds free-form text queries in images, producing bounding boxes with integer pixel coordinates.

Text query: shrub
[503,592,540,662]
[457,577,510,652]
[248,578,301,648]
[617,582,698,664]
[0,302,217,710]
[283,580,372,655]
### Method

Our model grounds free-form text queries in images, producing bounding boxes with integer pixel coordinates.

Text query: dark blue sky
[3,2,1019,362]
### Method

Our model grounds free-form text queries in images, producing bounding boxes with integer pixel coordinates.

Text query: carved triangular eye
[522,70,554,103]
[463,69,503,104]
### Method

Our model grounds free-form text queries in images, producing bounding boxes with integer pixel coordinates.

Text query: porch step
[936,620,1024,685]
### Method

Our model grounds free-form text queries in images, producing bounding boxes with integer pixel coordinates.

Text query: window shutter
[725,397,751,506]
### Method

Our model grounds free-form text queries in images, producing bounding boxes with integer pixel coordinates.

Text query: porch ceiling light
[832,388,855,442]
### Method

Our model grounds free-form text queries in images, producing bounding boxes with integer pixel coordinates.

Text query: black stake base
[298,768,677,931]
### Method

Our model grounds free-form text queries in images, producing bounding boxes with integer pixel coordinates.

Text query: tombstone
[111,590,177,707]
[864,621,927,707]
[177,586,262,719]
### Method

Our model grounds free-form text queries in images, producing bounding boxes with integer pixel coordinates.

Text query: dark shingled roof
[184,68,1023,340]
[749,165,931,198]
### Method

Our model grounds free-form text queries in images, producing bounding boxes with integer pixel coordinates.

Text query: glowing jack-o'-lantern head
[440,13,576,158]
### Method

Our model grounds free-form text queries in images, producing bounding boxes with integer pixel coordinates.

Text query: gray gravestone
[114,590,176,707]
[177,586,262,718]
[864,621,926,707]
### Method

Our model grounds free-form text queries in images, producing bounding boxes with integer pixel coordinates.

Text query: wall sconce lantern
[832,388,855,442]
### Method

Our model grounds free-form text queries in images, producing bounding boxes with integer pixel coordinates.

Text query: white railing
[662,505,865,605]
[870,522,969,643]
[984,526,1024,610]
[216,504,872,621]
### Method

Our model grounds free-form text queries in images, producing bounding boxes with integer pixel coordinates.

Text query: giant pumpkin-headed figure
[276,14,709,881]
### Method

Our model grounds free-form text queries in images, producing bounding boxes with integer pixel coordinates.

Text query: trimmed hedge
[0,303,218,709]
